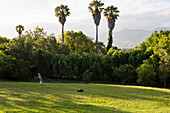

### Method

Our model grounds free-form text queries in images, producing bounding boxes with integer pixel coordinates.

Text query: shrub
[81,53,102,81]
[0,51,15,79]
[113,64,136,84]
[33,49,54,78]
[51,54,68,79]
[82,69,92,83]
[136,62,157,86]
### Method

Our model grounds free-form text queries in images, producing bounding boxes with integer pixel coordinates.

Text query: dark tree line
[0,29,169,88]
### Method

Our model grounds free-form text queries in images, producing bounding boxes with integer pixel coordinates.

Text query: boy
[35,73,45,87]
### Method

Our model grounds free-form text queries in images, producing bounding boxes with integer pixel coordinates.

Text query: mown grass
[0,82,169,113]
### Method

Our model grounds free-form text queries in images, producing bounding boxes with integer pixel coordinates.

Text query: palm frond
[104,13,108,17]
[99,8,104,12]
[55,4,70,18]
[88,0,104,14]
[88,6,95,14]
[104,5,120,19]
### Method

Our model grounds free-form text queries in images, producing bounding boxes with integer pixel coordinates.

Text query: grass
[0,82,169,113]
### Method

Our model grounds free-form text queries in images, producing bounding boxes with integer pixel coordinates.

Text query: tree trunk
[164,67,167,88]
[96,25,98,54]
[106,29,113,52]
[163,62,167,88]
[164,77,166,88]
[106,16,115,52]
[62,25,64,48]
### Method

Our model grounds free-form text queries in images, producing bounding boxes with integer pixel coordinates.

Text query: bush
[81,53,102,81]
[113,64,136,84]
[12,59,32,81]
[0,51,15,79]
[33,49,54,78]
[82,69,92,83]
[136,62,157,86]
[67,53,81,79]
[51,54,68,79]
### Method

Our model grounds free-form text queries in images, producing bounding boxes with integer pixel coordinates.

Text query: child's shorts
[40,81,43,84]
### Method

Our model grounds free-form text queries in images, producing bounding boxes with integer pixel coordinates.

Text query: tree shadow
[0,82,169,112]
[78,84,170,106]
[0,86,132,113]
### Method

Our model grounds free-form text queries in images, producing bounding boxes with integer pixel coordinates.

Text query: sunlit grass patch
[0,82,169,113]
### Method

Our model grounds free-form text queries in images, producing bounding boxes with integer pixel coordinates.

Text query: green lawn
[0,82,169,113]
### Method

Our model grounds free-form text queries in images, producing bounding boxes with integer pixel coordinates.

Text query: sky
[0,0,170,44]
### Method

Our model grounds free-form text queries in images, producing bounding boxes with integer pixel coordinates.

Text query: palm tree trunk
[96,25,98,54]
[107,30,113,52]
[62,25,64,48]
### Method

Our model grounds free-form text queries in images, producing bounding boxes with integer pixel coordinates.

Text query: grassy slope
[0,82,169,113]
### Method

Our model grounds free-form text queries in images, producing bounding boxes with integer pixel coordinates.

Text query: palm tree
[104,5,119,52]
[88,0,104,54]
[16,25,24,36]
[55,5,70,47]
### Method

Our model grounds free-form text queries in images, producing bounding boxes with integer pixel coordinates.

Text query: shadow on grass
[78,84,170,106]
[0,82,170,112]
[0,86,131,113]
[0,95,131,113]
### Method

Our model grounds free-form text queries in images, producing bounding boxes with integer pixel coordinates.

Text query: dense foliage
[0,28,169,88]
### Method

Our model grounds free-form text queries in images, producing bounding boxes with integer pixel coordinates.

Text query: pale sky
[0,0,170,44]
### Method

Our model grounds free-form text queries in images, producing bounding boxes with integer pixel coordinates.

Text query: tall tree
[55,5,70,47]
[88,0,104,54]
[16,25,24,36]
[63,30,94,54]
[104,5,119,52]
[0,36,9,51]
[158,49,170,88]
